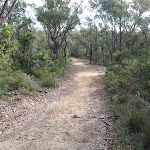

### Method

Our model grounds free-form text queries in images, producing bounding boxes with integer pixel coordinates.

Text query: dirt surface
[0,58,112,150]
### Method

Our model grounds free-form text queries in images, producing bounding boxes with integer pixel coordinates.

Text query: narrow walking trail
[0,58,111,150]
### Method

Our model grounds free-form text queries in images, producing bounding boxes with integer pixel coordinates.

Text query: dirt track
[0,58,110,150]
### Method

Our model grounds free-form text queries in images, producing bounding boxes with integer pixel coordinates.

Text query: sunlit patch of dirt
[77,72,100,77]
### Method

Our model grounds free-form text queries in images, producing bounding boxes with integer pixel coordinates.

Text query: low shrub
[0,71,34,95]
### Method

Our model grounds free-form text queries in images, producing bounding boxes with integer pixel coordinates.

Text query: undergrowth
[0,25,70,98]
[0,58,69,97]
[105,49,150,149]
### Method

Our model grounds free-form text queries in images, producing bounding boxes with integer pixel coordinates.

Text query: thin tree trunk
[119,17,122,51]
[89,44,93,64]
[105,30,112,62]
[94,27,98,63]
[110,52,113,62]
[63,38,67,58]
[89,23,93,64]
[102,48,104,64]
[112,29,114,53]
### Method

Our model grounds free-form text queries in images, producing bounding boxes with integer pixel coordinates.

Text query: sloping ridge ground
[0,58,111,150]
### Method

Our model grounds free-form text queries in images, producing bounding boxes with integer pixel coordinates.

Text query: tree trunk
[101,48,104,64]
[89,44,93,64]
[54,41,59,59]
[63,38,67,58]
[94,27,98,63]
[112,29,114,53]
[119,17,122,51]
[105,29,112,62]
[0,0,18,25]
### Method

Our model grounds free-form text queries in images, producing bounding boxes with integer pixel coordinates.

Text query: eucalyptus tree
[90,0,129,51]
[130,0,150,46]
[0,0,18,25]
[36,0,80,59]
[6,0,27,25]
[6,1,33,37]
[86,18,99,64]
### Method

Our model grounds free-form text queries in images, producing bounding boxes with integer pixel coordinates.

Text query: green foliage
[105,48,150,100]
[36,0,80,58]
[0,25,18,71]
[33,58,67,87]
[0,24,68,96]
[93,49,110,65]
[105,47,150,149]
[105,71,120,93]
[17,31,35,74]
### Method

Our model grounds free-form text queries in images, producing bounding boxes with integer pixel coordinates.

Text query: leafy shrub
[32,57,67,87]
[105,71,120,94]
[12,74,27,88]
[0,71,33,95]
[41,74,54,87]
